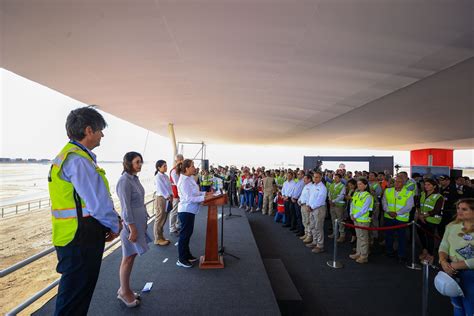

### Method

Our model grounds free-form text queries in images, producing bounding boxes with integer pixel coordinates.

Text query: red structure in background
[410,149,453,169]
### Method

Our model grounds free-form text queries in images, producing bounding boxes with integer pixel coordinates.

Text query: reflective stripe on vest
[351,191,373,223]
[420,192,442,225]
[384,187,413,222]
[51,208,92,219]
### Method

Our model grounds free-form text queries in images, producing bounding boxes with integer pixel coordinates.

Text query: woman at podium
[176,159,206,268]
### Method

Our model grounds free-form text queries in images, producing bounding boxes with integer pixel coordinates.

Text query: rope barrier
[341,221,412,231]
[414,222,442,241]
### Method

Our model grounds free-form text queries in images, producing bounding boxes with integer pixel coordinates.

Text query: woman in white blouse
[154,160,173,246]
[176,159,207,268]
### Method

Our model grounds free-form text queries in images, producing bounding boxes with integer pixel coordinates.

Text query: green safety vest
[200,174,213,186]
[404,179,416,192]
[329,182,346,206]
[48,143,111,246]
[237,176,242,189]
[276,176,285,186]
[420,192,443,225]
[370,182,381,198]
[351,191,373,223]
[384,187,414,222]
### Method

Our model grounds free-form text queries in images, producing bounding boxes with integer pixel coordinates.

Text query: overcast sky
[1,68,473,169]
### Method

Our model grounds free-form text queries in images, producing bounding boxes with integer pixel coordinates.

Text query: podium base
[199,255,225,269]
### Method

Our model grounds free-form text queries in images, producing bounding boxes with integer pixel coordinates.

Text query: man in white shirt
[306,172,328,253]
[154,160,173,246]
[281,171,296,228]
[169,154,183,234]
[292,170,306,236]
[298,174,314,244]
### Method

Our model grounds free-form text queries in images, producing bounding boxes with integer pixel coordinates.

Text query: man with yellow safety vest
[199,169,213,192]
[382,176,415,262]
[328,173,346,242]
[48,106,122,315]
[368,172,383,243]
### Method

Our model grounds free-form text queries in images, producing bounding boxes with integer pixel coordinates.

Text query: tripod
[219,204,240,260]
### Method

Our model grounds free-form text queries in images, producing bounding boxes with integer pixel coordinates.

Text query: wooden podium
[199,193,228,269]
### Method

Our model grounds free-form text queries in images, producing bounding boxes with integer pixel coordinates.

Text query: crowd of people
[49,106,472,315]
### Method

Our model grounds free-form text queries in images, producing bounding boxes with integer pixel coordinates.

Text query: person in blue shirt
[52,106,122,315]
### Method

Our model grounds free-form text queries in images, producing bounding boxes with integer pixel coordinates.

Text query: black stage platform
[35,206,280,315]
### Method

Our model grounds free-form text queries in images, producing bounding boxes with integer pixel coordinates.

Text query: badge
[456,244,474,260]
[463,234,473,241]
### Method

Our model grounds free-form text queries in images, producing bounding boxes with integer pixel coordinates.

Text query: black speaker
[202,159,209,171]
[450,169,463,179]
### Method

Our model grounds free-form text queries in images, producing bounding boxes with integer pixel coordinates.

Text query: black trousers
[178,212,196,262]
[54,239,105,316]
[417,220,437,255]
[289,201,297,229]
[294,202,304,233]
[284,200,292,226]
[439,209,455,238]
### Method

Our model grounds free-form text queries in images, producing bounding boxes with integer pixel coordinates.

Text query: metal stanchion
[421,260,429,316]
[327,219,343,269]
[407,221,421,270]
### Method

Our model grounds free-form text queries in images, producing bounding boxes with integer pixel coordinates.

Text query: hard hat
[434,271,464,297]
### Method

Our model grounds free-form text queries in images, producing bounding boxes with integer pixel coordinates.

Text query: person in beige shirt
[262,171,276,215]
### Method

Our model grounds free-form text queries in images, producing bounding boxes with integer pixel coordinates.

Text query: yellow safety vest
[329,182,346,206]
[48,142,111,246]
[420,192,442,225]
[384,187,413,222]
[351,191,373,223]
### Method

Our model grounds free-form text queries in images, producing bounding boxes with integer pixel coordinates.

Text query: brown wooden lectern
[199,193,228,269]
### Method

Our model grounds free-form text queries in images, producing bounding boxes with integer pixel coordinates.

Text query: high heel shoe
[117,293,140,308]
[117,289,141,300]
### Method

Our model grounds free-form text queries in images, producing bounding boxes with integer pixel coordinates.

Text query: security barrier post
[421,260,429,316]
[327,219,343,269]
[407,221,421,270]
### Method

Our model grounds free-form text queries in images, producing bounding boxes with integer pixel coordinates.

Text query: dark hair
[313,171,323,177]
[154,160,167,175]
[65,106,107,141]
[369,172,377,178]
[122,152,143,175]
[423,178,439,193]
[304,174,313,182]
[347,179,357,187]
[176,159,193,175]
[334,173,342,179]
[357,178,370,192]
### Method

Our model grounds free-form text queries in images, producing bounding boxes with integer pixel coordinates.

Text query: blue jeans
[244,190,254,208]
[274,212,286,224]
[451,269,474,316]
[240,192,245,207]
[384,218,407,258]
[54,241,105,316]
[257,192,263,209]
[178,212,195,262]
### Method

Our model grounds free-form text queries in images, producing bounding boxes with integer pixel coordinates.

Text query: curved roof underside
[1,0,473,150]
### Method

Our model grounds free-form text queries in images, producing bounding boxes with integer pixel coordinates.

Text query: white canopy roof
[2,0,473,150]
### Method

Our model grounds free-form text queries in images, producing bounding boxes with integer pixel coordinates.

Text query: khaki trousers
[309,206,327,248]
[262,192,274,215]
[301,204,312,237]
[154,196,168,241]
[330,205,346,236]
[169,198,179,232]
[355,221,370,258]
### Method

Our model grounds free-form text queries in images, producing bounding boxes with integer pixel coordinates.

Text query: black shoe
[176,260,192,268]
[188,256,199,263]
[290,228,297,232]
[296,232,305,237]
[282,224,290,228]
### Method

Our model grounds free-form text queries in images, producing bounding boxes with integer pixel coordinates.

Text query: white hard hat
[434,271,464,297]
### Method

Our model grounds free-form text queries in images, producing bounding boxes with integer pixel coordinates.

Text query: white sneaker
[176,260,192,268]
